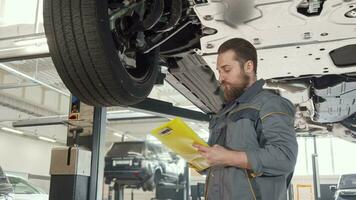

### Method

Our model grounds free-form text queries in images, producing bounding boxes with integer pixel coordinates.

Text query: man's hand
[193,144,251,169]
[193,144,232,166]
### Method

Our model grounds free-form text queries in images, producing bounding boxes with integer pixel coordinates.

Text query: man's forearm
[193,144,253,169]
[225,150,252,169]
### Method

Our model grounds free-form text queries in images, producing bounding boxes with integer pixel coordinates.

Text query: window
[294,137,356,176]
[0,0,45,40]
[147,144,156,158]
[339,174,356,189]
[1,0,39,25]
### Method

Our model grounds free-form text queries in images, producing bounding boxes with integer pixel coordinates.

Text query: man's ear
[244,60,254,74]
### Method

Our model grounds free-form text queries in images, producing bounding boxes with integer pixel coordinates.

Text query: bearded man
[193,38,298,200]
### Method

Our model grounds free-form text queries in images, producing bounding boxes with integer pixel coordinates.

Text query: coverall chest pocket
[226,108,260,150]
[209,117,227,146]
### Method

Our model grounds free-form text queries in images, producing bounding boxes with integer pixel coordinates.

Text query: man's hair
[217,38,257,74]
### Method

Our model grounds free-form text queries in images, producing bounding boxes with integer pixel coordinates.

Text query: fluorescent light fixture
[181,105,201,111]
[38,136,56,143]
[24,44,49,53]
[107,111,154,120]
[200,128,209,135]
[1,127,24,135]
[14,38,47,46]
[189,122,196,126]
[113,132,123,137]
[108,110,131,114]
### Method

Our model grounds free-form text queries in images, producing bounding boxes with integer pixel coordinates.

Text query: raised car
[43,0,356,141]
[104,141,184,191]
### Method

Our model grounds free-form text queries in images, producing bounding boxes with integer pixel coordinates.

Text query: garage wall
[295,137,356,175]
[0,130,62,176]
[0,0,5,24]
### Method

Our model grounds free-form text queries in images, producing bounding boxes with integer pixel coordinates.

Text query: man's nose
[218,73,225,84]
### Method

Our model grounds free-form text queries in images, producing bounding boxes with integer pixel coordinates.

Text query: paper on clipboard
[151,118,210,171]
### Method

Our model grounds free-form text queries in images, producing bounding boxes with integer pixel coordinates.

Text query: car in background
[330,174,356,200]
[0,167,13,200]
[6,175,48,200]
[105,141,184,191]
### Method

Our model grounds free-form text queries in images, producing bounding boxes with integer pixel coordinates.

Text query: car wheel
[43,0,159,106]
[341,113,356,132]
[154,171,163,185]
[178,173,185,184]
[142,174,155,191]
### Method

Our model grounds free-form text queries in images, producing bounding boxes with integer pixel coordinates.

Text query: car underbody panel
[186,0,356,141]
[313,77,356,123]
[194,0,356,79]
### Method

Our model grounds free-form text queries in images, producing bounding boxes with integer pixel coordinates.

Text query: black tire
[43,0,159,106]
[178,173,185,184]
[341,113,356,132]
[154,170,163,185]
[142,175,155,191]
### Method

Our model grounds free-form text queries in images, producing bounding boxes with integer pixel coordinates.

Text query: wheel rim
[108,0,156,83]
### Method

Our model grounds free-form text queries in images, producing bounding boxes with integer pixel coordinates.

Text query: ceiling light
[24,44,49,53]
[1,127,24,135]
[14,38,47,46]
[38,136,56,143]
[200,128,209,135]
[113,133,123,137]
[108,110,131,114]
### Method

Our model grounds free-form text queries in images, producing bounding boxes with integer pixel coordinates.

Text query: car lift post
[184,162,190,200]
[114,183,124,200]
[49,97,107,200]
[312,136,321,200]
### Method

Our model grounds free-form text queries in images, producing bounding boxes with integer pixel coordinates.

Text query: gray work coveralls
[205,79,298,200]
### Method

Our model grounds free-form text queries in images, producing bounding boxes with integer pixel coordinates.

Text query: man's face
[217,50,250,102]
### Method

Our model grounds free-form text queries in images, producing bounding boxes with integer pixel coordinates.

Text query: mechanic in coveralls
[193,38,298,200]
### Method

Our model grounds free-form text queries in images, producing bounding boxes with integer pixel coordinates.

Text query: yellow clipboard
[151,118,209,171]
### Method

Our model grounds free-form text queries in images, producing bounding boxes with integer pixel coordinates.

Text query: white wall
[0,130,61,176]
[295,137,356,176]
[1,0,37,25]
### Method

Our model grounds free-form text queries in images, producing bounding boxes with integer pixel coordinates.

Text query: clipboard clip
[158,127,173,136]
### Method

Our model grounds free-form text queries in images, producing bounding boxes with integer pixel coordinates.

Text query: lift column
[49,97,107,200]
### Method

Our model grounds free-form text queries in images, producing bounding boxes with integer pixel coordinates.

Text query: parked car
[0,167,13,200]
[105,141,184,191]
[330,174,356,200]
[44,0,356,142]
[6,175,48,200]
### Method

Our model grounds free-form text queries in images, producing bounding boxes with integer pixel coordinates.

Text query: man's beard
[222,73,250,103]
